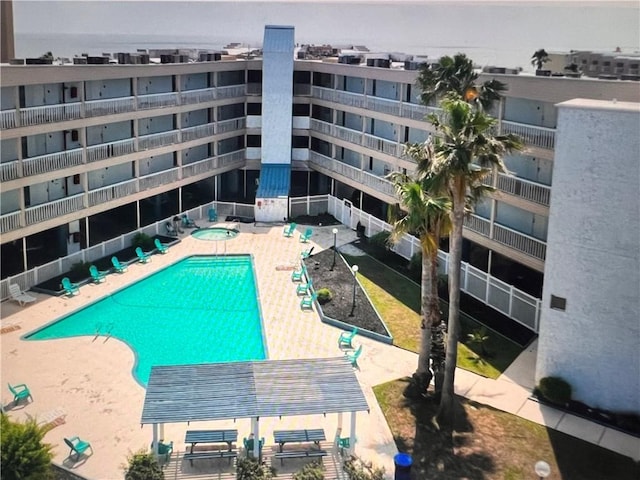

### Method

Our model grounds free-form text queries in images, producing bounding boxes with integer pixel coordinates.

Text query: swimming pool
[192,227,239,241]
[25,255,267,386]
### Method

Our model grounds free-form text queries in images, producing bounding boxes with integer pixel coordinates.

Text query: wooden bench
[183,449,238,466]
[272,449,327,465]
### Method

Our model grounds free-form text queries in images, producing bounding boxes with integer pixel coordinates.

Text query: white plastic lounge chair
[9,284,36,306]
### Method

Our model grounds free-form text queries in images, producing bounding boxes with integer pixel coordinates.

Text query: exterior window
[550,295,566,311]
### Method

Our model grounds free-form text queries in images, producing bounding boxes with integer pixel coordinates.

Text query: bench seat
[183,450,238,466]
[273,449,327,464]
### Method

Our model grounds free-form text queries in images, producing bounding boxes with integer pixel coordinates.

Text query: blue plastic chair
[154,238,168,254]
[299,228,313,243]
[8,383,32,404]
[339,327,359,349]
[181,214,199,229]
[61,277,80,296]
[300,292,318,310]
[291,265,306,282]
[283,222,297,237]
[64,436,93,460]
[296,281,312,296]
[301,247,315,259]
[135,247,151,264]
[89,265,106,283]
[208,208,218,222]
[345,344,363,367]
[111,256,128,273]
[243,436,264,459]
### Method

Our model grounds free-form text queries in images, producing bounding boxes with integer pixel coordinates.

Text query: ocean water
[11,1,640,71]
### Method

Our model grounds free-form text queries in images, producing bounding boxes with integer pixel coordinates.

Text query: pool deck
[2,220,639,479]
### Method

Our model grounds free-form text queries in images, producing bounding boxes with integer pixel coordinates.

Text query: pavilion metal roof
[140,357,369,424]
[256,164,291,198]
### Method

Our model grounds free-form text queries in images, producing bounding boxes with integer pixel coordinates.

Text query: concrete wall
[537,99,640,413]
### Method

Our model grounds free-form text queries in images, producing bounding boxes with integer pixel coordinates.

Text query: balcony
[464,214,491,237]
[217,118,246,134]
[366,96,401,116]
[85,97,135,118]
[20,103,82,126]
[180,87,216,105]
[181,123,216,142]
[25,193,84,225]
[364,133,400,157]
[309,151,395,197]
[88,179,137,207]
[309,118,333,136]
[216,85,246,99]
[496,173,551,206]
[1,110,17,129]
[0,211,21,234]
[1,160,19,181]
[334,125,363,145]
[400,103,441,122]
[218,150,246,167]
[182,151,246,178]
[23,148,83,177]
[138,130,180,151]
[139,168,180,191]
[86,138,136,163]
[501,120,555,150]
[137,92,179,110]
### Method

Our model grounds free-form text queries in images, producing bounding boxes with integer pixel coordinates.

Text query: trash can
[394,452,412,480]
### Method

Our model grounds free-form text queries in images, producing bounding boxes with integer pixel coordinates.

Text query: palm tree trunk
[437,184,465,429]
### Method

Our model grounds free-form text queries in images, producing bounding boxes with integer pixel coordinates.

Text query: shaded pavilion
[141,357,369,459]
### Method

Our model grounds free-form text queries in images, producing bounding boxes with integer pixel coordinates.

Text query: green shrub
[368,231,392,260]
[538,376,572,405]
[293,460,325,480]
[132,232,154,250]
[343,455,385,480]
[316,288,332,305]
[123,450,164,480]
[236,457,276,480]
[1,413,53,480]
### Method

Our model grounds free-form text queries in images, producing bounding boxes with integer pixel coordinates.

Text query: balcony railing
[218,149,246,167]
[181,123,216,142]
[1,160,19,181]
[139,168,180,191]
[493,223,547,260]
[137,92,179,110]
[366,96,401,116]
[309,118,333,135]
[364,134,400,157]
[182,157,217,178]
[217,117,246,134]
[334,90,366,109]
[334,125,363,145]
[311,86,336,102]
[86,138,136,163]
[85,97,136,117]
[0,211,21,234]
[138,130,180,151]
[497,172,551,206]
[501,120,555,150]
[180,87,216,105]
[88,179,138,207]
[464,214,491,237]
[25,194,84,225]
[20,102,82,126]
[1,110,17,129]
[23,148,83,177]
[216,85,246,99]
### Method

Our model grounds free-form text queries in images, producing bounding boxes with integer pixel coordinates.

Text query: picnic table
[185,429,238,454]
[273,428,326,452]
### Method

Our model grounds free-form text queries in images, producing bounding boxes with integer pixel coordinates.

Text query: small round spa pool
[191,227,239,241]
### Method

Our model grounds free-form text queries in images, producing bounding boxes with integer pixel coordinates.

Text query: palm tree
[531,49,550,71]
[387,151,451,398]
[426,94,523,428]
[417,53,507,111]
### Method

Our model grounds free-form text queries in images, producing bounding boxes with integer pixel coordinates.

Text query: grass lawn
[343,253,523,379]
[374,379,640,480]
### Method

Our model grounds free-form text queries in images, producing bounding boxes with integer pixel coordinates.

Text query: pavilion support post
[151,423,159,455]
[159,423,165,442]
[337,412,343,430]
[349,411,357,454]
[251,417,260,459]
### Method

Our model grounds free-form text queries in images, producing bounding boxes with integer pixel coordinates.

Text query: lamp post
[331,228,338,270]
[534,461,551,480]
[349,264,359,317]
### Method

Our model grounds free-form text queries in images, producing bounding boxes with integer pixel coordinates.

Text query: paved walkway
[1,222,638,480]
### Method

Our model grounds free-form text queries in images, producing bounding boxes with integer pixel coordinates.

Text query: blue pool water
[25,255,267,386]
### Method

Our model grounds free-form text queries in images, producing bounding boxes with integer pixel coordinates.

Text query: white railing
[464,214,491,237]
[289,194,331,218]
[180,87,216,105]
[364,134,400,157]
[0,211,21,234]
[138,168,180,191]
[493,224,547,261]
[217,117,246,134]
[85,97,136,117]
[311,86,336,102]
[25,194,84,225]
[1,160,19,181]
[366,96,401,116]
[218,149,246,167]
[401,103,429,121]
[182,157,217,178]
[309,118,333,135]
[334,125,363,145]
[138,130,180,151]
[137,92,179,110]
[86,138,136,163]
[501,120,555,150]
[334,90,366,109]
[181,123,216,142]
[23,148,83,177]
[1,109,17,129]
[88,179,137,206]
[216,85,246,99]
[326,195,542,331]
[497,173,551,206]
[19,102,82,126]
